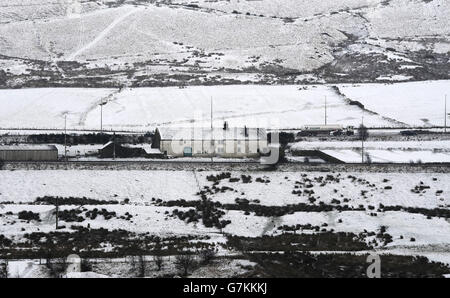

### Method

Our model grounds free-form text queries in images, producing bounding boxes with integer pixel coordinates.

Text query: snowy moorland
[0,0,449,87]
[0,169,449,277]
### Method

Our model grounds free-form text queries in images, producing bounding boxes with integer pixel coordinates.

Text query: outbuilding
[99,142,164,159]
[0,145,58,161]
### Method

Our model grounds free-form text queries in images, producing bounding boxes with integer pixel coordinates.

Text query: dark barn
[99,141,146,159]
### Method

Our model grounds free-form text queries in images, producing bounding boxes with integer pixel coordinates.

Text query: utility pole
[113,132,116,160]
[100,100,106,135]
[445,95,447,133]
[210,96,214,164]
[100,102,103,134]
[64,114,67,161]
[55,196,59,230]
[361,110,364,164]
[324,96,327,126]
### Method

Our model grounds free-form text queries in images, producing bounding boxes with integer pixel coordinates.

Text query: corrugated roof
[100,141,113,150]
[0,145,58,151]
[157,127,267,141]
[127,144,162,154]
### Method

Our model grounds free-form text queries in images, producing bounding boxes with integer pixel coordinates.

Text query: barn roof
[157,127,267,141]
[0,145,57,151]
[100,141,113,150]
[127,144,162,154]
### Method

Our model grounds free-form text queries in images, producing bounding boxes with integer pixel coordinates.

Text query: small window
[237,147,241,153]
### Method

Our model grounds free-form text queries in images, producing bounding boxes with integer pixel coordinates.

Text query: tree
[153,239,164,271]
[46,257,66,278]
[365,153,372,164]
[175,254,196,276]
[358,124,369,141]
[0,259,8,278]
[0,70,7,87]
[153,254,164,271]
[137,255,147,278]
[199,248,217,265]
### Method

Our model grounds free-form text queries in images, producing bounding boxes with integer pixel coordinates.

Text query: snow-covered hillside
[0,0,448,88]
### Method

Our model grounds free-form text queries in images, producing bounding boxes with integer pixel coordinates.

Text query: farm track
[2,160,450,173]
[65,6,143,61]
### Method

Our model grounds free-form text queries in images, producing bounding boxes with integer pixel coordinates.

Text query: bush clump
[18,211,40,222]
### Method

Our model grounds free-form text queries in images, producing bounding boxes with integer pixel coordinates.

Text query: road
[2,160,450,173]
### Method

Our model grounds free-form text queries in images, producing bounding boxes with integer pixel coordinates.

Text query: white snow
[292,139,450,163]
[2,81,449,131]
[338,80,450,127]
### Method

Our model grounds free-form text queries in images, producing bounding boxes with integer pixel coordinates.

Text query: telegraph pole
[210,96,214,164]
[55,196,59,230]
[100,102,103,134]
[100,100,106,135]
[324,96,327,125]
[445,95,447,133]
[64,114,67,161]
[361,110,364,164]
[113,132,116,160]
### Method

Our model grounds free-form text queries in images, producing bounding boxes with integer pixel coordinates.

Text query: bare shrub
[153,254,164,271]
[46,257,66,278]
[137,255,147,278]
[153,238,164,271]
[175,253,197,276]
[358,124,369,141]
[0,259,8,278]
[199,248,217,265]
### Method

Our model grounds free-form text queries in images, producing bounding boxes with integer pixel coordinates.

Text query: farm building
[99,141,164,159]
[0,145,58,161]
[153,127,268,158]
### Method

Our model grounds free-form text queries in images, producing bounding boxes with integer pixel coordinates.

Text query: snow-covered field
[338,81,450,127]
[0,168,449,277]
[321,149,450,164]
[1,80,448,131]
[292,139,450,163]
[0,170,448,244]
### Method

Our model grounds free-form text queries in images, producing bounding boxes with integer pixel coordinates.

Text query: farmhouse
[153,127,268,158]
[0,145,58,161]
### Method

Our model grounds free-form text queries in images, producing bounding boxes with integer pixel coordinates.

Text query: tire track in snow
[78,88,122,126]
[65,7,142,61]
